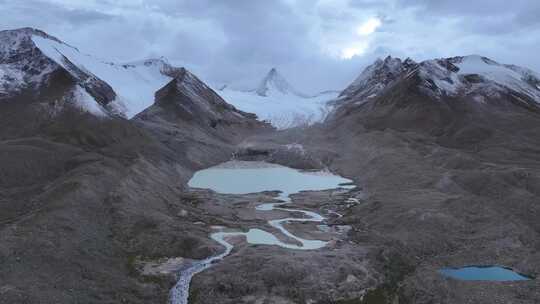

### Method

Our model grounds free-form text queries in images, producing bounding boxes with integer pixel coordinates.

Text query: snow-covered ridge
[219,68,339,129]
[31,35,176,118]
[420,55,540,101]
[342,54,540,105]
[0,27,186,118]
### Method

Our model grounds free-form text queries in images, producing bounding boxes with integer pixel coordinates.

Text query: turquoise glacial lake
[439,266,532,281]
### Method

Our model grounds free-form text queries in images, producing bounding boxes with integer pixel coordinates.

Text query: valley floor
[1,109,539,304]
[204,125,540,304]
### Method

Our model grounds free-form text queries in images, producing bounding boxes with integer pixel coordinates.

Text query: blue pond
[439,266,532,281]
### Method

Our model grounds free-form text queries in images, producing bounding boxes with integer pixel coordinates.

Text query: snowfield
[219,88,338,129]
[71,86,108,116]
[218,68,339,129]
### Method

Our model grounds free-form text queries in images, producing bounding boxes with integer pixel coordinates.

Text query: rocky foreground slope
[324,55,540,303]
[0,28,270,303]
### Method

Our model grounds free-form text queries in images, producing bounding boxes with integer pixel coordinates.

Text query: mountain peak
[149,66,260,128]
[155,67,206,102]
[1,27,58,40]
[255,68,306,97]
[1,28,76,93]
[0,28,75,53]
[340,55,415,100]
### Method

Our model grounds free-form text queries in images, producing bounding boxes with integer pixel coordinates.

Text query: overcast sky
[1,0,539,93]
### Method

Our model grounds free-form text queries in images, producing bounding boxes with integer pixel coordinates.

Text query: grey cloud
[396,0,526,16]
[0,0,115,27]
[1,0,539,92]
[396,0,540,33]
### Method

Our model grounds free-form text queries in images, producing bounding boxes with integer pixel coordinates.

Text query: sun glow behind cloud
[339,17,382,59]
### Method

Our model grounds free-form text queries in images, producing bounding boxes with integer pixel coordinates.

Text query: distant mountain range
[2,27,540,133]
[2,27,540,304]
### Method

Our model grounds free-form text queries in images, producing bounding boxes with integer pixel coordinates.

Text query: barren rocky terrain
[1,28,539,304]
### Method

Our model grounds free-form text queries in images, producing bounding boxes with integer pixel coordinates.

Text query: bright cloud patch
[356,17,382,36]
[341,44,368,59]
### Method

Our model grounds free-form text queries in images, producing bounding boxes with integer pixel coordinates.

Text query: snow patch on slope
[0,29,60,97]
[32,36,173,118]
[0,64,25,95]
[0,62,57,98]
[418,60,461,96]
[71,86,107,116]
[457,55,540,100]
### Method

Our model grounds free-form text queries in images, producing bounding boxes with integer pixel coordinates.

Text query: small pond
[439,266,532,282]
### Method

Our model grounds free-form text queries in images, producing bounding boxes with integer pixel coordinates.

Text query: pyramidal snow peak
[255,67,308,98]
[0,27,190,118]
[218,68,339,129]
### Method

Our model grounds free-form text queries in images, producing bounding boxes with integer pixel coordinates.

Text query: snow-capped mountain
[0,28,184,118]
[340,55,540,107]
[330,54,540,145]
[0,28,109,115]
[219,68,339,129]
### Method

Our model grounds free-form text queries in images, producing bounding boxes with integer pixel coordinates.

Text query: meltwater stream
[170,161,354,304]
